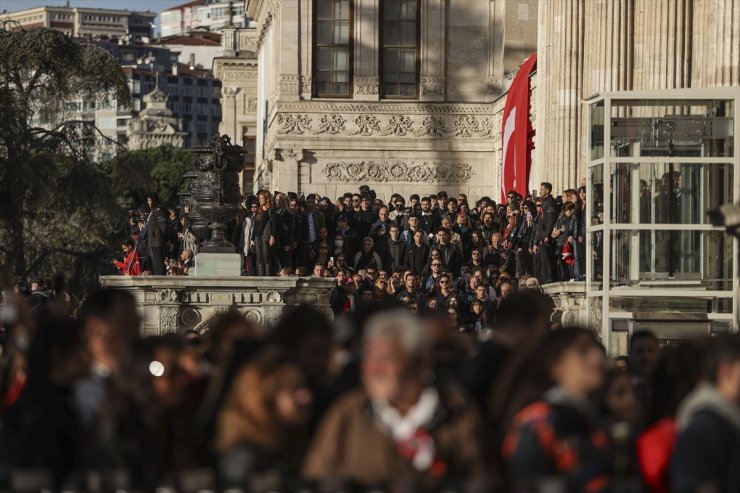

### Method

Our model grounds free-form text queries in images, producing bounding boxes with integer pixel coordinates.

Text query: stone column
[535,0,585,192]
[220,87,239,140]
[579,0,634,169]
[353,0,380,100]
[692,0,740,86]
[633,0,692,90]
[420,0,446,101]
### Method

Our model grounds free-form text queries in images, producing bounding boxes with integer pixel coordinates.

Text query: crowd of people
[1,279,740,493]
[116,182,590,331]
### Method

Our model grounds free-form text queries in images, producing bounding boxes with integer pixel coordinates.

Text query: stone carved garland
[275,112,494,139]
[324,161,473,184]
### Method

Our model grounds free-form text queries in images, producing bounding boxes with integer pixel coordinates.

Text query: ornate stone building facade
[127,86,188,150]
[535,0,740,192]
[245,0,538,198]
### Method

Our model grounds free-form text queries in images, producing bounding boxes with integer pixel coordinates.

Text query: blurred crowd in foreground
[1,287,739,493]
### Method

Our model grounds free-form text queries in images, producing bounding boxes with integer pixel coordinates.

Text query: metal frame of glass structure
[586,88,739,354]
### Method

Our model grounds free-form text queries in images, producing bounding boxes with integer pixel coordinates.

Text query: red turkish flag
[501,53,537,203]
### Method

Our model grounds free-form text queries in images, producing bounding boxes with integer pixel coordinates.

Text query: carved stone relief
[274,112,495,139]
[323,161,473,183]
[420,77,446,97]
[353,76,380,96]
[159,306,180,334]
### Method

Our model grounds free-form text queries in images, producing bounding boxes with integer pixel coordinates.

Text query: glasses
[439,280,450,284]
[432,263,442,267]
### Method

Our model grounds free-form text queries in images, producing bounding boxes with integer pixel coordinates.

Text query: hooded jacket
[671,383,740,493]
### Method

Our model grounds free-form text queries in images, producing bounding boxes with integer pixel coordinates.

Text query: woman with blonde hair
[216,348,313,489]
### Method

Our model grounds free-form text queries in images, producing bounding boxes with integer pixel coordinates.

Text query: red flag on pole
[501,53,537,203]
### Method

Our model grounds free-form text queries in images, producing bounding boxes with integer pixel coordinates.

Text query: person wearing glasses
[433,273,457,307]
[422,256,446,293]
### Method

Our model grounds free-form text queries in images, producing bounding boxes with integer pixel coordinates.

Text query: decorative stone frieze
[272,112,495,139]
[323,161,473,183]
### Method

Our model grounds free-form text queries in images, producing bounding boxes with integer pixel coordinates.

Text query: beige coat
[302,387,486,487]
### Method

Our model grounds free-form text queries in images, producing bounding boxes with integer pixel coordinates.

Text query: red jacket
[115,249,142,275]
[637,417,677,493]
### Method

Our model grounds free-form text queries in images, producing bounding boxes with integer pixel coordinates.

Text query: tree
[0,25,131,286]
[107,145,193,211]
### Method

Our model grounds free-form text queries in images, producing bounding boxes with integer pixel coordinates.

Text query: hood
[676,382,740,431]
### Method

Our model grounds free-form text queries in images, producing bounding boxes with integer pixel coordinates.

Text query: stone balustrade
[99,276,335,337]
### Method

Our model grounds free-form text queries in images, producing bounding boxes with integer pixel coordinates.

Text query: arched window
[381,0,420,98]
[314,0,353,97]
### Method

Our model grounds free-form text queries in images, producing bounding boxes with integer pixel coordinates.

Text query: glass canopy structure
[586,88,739,355]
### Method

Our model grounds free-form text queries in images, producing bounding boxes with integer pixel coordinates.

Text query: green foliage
[109,145,192,210]
[0,25,132,292]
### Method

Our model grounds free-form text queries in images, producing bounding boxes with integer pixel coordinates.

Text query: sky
[0,0,185,33]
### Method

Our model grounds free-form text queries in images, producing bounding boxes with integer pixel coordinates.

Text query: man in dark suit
[144,192,168,275]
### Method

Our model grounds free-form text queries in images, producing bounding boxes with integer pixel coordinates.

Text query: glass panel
[316,82,330,95]
[401,49,416,70]
[383,22,400,45]
[384,72,399,83]
[400,84,415,97]
[610,163,734,224]
[316,20,333,44]
[609,229,732,288]
[609,99,734,157]
[385,0,400,20]
[590,101,604,160]
[335,83,349,95]
[589,229,604,290]
[384,49,399,71]
[316,0,332,19]
[335,21,349,44]
[334,48,349,70]
[590,164,605,221]
[383,83,396,95]
[400,72,416,83]
[317,47,333,70]
[335,71,349,83]
[337,0,351,19]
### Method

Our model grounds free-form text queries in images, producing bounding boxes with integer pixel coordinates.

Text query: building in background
[0,5,155,42]
[246,0,538,199]
[161,0,247,37]
[152,31,224,69]
[127,86,188,150]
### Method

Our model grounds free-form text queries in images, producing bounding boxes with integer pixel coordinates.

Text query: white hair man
[303,309,485,489]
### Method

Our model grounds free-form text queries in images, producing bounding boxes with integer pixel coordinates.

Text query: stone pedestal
[193,253,242,276]
[99,276,335,337]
